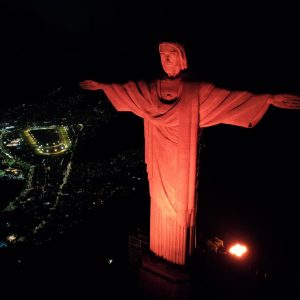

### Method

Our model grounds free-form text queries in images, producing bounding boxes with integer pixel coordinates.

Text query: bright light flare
[229,243,248,257]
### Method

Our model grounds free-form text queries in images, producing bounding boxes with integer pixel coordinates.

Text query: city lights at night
[23,126,71,155]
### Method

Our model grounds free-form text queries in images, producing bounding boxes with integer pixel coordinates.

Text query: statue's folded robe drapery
[100,80,271,265]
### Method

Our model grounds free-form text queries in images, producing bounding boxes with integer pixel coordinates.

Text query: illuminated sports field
[23,126,72,156]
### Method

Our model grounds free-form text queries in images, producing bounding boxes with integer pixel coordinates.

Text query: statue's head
[159,42,188,78]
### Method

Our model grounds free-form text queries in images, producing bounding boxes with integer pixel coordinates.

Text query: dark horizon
[2,2,300,92]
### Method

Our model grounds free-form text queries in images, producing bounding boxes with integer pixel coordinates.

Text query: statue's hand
[79,80,102,90]
[270,94,300,109]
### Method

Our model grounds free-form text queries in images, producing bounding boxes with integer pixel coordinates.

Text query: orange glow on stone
[229,243,248,257]
[79,41,300,266]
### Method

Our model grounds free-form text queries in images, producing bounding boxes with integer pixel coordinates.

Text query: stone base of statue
[138,251,192,300]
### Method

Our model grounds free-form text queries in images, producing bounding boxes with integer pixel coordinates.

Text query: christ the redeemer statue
[80,42,300,265]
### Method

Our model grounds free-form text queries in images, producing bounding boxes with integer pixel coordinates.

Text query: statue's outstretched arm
[79,80,104,91]
[269,94,300,109]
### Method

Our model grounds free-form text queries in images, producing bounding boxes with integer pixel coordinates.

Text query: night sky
[1,1,300,297]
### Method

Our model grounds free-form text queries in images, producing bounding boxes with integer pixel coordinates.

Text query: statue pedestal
[138,252,192,300]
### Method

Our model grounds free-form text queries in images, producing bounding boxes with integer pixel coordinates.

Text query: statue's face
[159,44,181,77]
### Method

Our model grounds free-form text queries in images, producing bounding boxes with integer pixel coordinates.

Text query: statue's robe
[101,78,271,265]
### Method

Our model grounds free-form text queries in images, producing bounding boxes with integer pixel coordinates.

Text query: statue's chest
[157,79,183,101]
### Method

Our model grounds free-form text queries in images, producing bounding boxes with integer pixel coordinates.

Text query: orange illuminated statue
[80,42,300,265]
